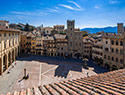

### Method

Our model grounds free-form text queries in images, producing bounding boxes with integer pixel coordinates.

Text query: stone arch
[0,58,2,75]
[8,52,11,67]
[15,48,17,59]
[18,46,20,56]
[74,53,81,59]
[112,65,118,71]
[12,49,15,62]
[104,63,110,70]
[61,53,63,57]
[57,52,60,56]
[51,53,53,56]
[70,53,72,58]
[3,54,7,72]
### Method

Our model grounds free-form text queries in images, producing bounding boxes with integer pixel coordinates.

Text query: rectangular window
[108,56,110,60]
[116,40,118,45]
[111,48,114,52]
[111,40,114,45]
[120,41,123,46]
[106,41,108,44]
[4,33,6,37]
[120,49,123,54]
[105,48,109,52]
[112,57,114,61]
[116,49,118,54]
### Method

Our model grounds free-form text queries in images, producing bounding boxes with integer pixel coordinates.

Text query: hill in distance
[81,26,117,34]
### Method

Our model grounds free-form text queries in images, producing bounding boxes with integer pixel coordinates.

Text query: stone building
[42,27,53,35]
[54,25,65,33]
[0,27,20,75]
[20,31,27,54]
[54,34,68,57]
[36,35,42,55]
[92,40,103,65]
[66,20,83,58]
[83,37,93,59]
[23,32,36,54]
[102,33,125,71]
[42,36,56,56]
[0,20,9,28]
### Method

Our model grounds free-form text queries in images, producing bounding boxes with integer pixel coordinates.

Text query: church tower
[67,20,75,32]
[118,23,124,34]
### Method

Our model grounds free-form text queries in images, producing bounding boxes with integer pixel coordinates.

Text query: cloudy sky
[0,0,125,28]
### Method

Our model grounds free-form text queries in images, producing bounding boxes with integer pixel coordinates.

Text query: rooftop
[2,69,125,95]
[54,34,67,39]
[0,26,20,33]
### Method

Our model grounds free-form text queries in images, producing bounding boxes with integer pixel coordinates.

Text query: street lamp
[82,58,88,68]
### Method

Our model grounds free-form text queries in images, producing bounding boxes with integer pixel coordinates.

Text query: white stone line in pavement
[39,63,41,86]
[41,66,58,75]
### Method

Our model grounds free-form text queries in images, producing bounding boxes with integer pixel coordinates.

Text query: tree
[81,31,88,37]
[24,23,30,31]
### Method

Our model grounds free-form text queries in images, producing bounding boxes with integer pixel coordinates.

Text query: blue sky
[0,0,125,28]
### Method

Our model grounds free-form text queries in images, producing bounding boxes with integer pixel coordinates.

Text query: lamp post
[82,58,88,68]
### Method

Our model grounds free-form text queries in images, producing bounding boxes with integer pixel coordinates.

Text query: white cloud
[59,4,83,11]
[11,11,48,16]
[94,5,100,9]
[48,9,60,13]
[109,0,120,4]
[59,4,74,10]
[68,1,81,8]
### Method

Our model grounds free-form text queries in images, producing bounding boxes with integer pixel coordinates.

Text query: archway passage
[3,54,7,72]
[18,46,20,56]
[8,52,11,67]
[12,50,14,62]
[57,53,60,56]
[112,65,118,71]
[61,53,63,57]
[51,53,53,56]
[105,63,110,70]
[74,53,81,59]
[0,58,2,75]
[15,48,17,59]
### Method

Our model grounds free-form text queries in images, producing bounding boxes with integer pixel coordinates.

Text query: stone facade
[66,20,83,58]
[54,25,65,33]
[54,34,68,57]
[102,33,125,70]
[83,37,93,59]
[92,41,103,65]
[0,27,20,75]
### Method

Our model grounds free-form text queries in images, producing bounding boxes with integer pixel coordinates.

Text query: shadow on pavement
[17,55,108,78]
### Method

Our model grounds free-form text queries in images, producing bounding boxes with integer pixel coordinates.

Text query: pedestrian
[15,62,16,65]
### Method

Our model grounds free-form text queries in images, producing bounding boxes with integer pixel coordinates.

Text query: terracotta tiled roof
[1,69,125,95]
[26,32,36,37]
[42,36,54,40]
[0,26,20,33]
[54,34,67,39]
[54,25,64,27]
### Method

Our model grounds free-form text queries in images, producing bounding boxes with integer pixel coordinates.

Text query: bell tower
[67,20,75,32]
